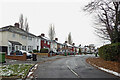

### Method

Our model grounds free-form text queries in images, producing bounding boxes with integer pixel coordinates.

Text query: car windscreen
[16,50,23,55]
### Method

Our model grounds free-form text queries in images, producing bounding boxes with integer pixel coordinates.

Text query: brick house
[38,33,50,50]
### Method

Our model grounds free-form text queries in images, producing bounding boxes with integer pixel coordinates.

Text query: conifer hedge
[98,43,120,61]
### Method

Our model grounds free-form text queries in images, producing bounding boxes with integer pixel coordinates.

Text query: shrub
[33,49,39,53]
[40,48,49,53]
[98,42,120,61]
[29,51,32,53]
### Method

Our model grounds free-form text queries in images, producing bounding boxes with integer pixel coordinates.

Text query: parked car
[12,50,33,59]
[19,50,33,59]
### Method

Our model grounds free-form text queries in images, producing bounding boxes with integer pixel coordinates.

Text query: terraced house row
[0,23,80,55]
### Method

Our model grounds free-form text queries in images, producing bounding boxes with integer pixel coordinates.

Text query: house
[62,41,68,53]
[57,42,63,53]
[55,38,64,53]
[0,23,41,55]
[38,33,50,51]
[27,33,41,52]
[50,39,57,52]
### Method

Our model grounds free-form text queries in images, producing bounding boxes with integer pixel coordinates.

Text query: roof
[38,36,50,41]
[9,40,22,45]
[0,25,37,37]
[66,43,72,47]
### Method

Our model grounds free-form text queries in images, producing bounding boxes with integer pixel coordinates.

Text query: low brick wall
[34,53,56,57]
[5,53,27,61]
[34,53,48,56]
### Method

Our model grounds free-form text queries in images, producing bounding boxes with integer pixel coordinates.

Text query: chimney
[72,43,75,46]
[65,41,67,43]
[55,38,58,41]
[41,33,45,37]
[14,23,19,28]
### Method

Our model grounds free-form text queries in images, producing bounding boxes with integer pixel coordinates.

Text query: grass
[0,64,34,78]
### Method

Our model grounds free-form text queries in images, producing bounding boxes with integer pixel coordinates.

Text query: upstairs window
[22,36,26,39]
[44,40,46,43]
[47,42,49,45]
[28,37,32,40]
[12,33,15,38]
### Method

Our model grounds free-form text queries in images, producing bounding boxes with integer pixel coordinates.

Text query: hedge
[98,42,120,61]
[40,48,49,53]
[33,49,39,53]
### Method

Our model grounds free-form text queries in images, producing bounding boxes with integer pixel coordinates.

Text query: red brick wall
[5,53,27,61]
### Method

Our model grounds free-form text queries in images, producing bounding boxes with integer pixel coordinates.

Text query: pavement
[33,54,119,79]
[3,55,66,65]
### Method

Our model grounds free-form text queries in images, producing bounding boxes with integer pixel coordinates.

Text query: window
[24,46,26,51]
[12,33,15,37]
[28,46,33,51]
[22,46,26,50]
[28,37,32,40]
[22,36,26,39]
[48,42,49,45]
[22,46,24,50]
[44,40,46,43]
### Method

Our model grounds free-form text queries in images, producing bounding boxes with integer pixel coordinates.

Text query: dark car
[10,50,32,59]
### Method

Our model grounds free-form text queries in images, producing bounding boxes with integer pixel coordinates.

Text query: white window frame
[22,35,26,39]
[44,40,46,43]
[12,33,15,38]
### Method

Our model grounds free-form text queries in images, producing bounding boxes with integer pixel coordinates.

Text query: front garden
[0,64,34,78]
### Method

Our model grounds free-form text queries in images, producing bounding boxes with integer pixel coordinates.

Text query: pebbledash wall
[0,24,41,55]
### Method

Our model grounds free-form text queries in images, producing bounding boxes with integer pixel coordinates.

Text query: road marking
[66,60,80,78]
[67,65,80,78]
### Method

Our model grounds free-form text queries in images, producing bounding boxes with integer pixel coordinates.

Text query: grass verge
[0,64,34,78]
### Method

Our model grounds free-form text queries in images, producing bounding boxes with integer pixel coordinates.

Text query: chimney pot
[41,33,45,37]
[65,41,67,43]
[55,38,58,41]
[73,43,75,46]
[14,23,19,28]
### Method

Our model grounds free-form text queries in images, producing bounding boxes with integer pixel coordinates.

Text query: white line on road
[67,65,80,78]
[66,60,80,78]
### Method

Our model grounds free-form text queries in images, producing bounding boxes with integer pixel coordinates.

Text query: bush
[29,51,32,53]
[98,42,120,61]
[33,49,39,53]
[40,48,49,53]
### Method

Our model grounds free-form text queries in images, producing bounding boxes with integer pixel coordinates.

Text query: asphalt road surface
[34,55,119,79]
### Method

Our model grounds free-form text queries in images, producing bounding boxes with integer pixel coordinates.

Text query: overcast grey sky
[0,0,109,48]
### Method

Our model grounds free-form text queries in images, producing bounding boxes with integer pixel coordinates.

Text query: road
[34,55,119,79]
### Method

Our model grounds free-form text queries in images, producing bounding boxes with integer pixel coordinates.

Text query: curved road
[34,55,119,79]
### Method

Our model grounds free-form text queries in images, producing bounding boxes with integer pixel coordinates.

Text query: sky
[0,0,110,48]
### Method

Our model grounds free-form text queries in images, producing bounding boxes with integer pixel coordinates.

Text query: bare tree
[83,0,120,43]
[48,24,56,40]
[19,14,24,29]
[68,32,73,45]
[24,18,29,32]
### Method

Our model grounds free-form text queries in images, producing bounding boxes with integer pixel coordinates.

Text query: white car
[15,50,33,59]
